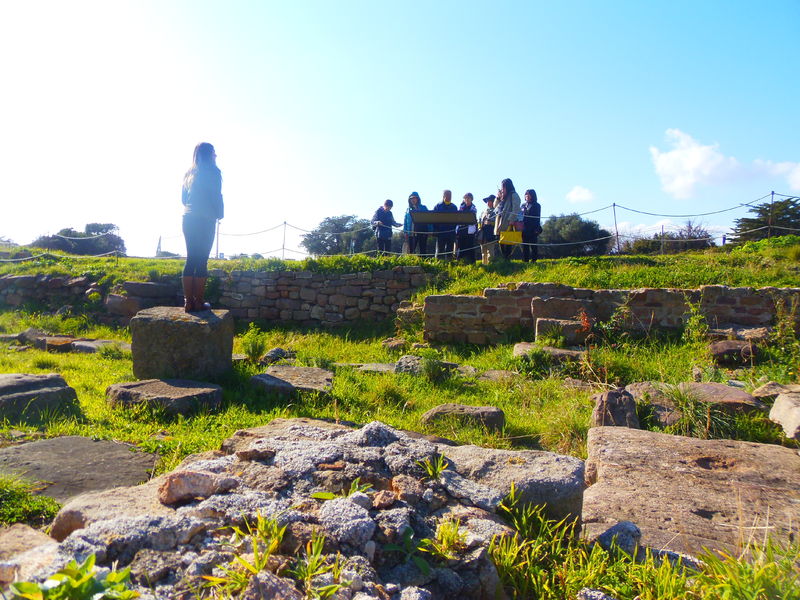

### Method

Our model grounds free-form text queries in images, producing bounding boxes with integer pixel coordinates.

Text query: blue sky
[1,1,798,257]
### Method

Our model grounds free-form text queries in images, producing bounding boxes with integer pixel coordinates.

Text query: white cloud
[650,130,800,198]
[753,160,800,191]
[649,129,739,199]
[566,185,594,203]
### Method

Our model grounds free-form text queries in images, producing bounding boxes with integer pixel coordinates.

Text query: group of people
[179,143,543,314]
[371,178,542,264]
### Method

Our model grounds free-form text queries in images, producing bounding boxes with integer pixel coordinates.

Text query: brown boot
[182,276,195,312]
[193,277,211,311]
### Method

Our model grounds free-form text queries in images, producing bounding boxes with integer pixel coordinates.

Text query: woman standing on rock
[182,142,224,312]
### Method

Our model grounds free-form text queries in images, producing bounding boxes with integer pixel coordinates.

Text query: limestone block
[105,293,143,317]
[0,373,78,421]
[439,444,585,522]
[535,318,588,345]
[590,389,639,428]
[769,392,800,440]
[0,436,157,504]
[420,403,505,431]
[583,426,800,555]
[106,379,223,417]
[130,307,234,380]
[251,366,334,397]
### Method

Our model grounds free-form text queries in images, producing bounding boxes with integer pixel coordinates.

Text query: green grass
[490,496,800,600]
[2,243,800,301]
[1,246,799,597]
[0,472,61,526]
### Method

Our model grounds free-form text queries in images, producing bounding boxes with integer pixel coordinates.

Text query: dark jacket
[521,200,542,234]
[372,206,400,239]
[457,202,477,235]
[432,201,458,234]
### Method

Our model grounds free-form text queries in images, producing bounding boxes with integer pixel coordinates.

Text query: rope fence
[2,191,798,262]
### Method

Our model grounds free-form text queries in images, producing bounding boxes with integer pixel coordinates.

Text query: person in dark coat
[372,199,400,255]
[456,193,478,264]
[403,192,430,256]
[521,188,542,262]
[432,190,458,259]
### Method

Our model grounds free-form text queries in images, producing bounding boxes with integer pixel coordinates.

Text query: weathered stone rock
[577,589,620,600]
[71,339,132,354]
[50,478,174,541]
[583,426,800,555]
[677,382,764,413]
[105,293,143,317]
[535,318,589,346]
[477,370,517,382]
[513,343,586,363]
[769,392,800,440]
[420,404,505,432]
[0,542,59,585]
[590,389,639,428]
[395,355,458,376]
[624,382,681,427]
[241,571,304,600]
[251,366,334,397]
[318,498,375,547]
[591,520,641,557]
[130,306,234,380]
[382,337,408,351]
[45,336,75,352]
[0,373,78,421]
[158,470,239,504]
[259,347,296,365]
[122,281,177,298]
[708,339,759,367]
[0,523,53,561]
[0,436,157,503]
[751,381,800,401]
[438,444,585,522]
[106,379,222,416]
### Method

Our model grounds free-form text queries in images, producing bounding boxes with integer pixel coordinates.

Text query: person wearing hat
[478,194,497,264]
[403,192,430,256]
[372,199,401,255]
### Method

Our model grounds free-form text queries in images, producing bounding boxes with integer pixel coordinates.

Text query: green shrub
[0,473,61,526]
[8,554,139,600]
[240,322,268,363]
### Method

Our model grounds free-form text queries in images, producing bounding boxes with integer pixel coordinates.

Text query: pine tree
[730,198,800,243]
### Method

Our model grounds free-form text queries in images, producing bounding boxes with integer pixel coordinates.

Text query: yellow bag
[499,230,522,245]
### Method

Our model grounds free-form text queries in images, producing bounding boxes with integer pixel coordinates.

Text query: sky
[1,1,798,258]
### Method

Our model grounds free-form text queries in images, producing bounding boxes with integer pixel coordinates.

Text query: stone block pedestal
[130,307,233,380]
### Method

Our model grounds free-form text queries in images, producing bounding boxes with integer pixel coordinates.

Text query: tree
[538,214,612,258]
[621,220,715,255]
[301,215,377,256]
[731,197,800,243]
[32,223,126,256]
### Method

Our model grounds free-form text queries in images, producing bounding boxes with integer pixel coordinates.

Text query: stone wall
[217,266,431,326]
[424,282,800,345]
[0,275,94,308]
[0,266,434,327]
